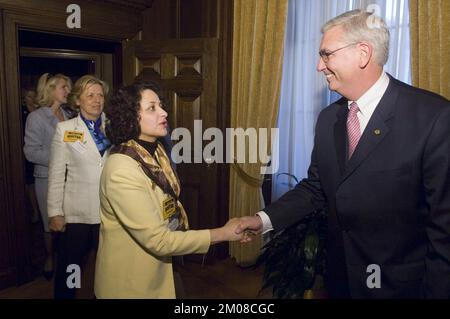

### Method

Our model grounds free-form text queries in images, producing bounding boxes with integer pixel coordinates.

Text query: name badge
[162,197,176,220]
[64,130,84,143]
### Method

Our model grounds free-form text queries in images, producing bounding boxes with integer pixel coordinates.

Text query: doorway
[17,29,121,281]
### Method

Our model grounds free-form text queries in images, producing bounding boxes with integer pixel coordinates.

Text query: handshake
[210,216,263,245]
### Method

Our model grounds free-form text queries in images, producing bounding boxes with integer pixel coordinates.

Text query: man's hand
[235,215,263,243]
[49,216,66,232]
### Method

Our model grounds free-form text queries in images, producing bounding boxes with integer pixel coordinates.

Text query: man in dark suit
[236,9,450,298]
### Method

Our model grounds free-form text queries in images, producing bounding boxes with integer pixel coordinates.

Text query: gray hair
[321,9,390,66]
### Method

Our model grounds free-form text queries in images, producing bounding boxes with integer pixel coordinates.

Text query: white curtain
[272,0,411,201]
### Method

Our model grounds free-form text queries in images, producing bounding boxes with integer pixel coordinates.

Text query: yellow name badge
[162,197,177,220]
[63,131,84,143]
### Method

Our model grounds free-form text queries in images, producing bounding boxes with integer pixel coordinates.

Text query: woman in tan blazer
[94,81,242,298]
[47,75,110,299]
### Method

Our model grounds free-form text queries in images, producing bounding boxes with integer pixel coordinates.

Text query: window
[272,0,411,201]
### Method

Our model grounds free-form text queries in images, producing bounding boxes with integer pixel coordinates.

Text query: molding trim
[0,0,143,40]
[96,0,154,10]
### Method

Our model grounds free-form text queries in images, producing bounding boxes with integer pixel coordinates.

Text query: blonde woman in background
[23,73,72,280]
[47,75,110,299]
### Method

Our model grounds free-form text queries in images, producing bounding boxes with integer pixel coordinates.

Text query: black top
[135,139,158,157]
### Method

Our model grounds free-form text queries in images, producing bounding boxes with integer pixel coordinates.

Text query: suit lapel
[74,115,101,159]
[339,76,399,184]
[333,101,348,176]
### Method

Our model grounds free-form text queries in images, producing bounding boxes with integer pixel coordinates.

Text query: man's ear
[358,42,372,68]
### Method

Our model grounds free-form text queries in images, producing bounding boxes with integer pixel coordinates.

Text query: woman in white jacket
[47,75,110,299]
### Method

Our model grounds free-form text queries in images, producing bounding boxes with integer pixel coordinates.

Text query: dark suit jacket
[264,75,450,299]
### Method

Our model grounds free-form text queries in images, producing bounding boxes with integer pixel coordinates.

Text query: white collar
[348,72,390,117]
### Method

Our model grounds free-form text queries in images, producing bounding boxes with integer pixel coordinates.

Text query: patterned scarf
[80,113,111,156]
[110,139,189,230]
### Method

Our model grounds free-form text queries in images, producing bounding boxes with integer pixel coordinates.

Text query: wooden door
[0,9,17,289]
[123,38,222,251]
[0,0,144,290]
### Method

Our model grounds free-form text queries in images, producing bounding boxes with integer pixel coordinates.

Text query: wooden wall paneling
[173,92,201,134]
[201,0,218,38]
[216,0,233,258]
[133,39,220,237]
[143,0,218,40]
[179,0,203,38]
[142,0,172,40]
[161,52,175,80]
[199,39,219,231]
[176,0,218,38]
[137,0,233,259]
[1,10,33,287]
[0,0,143,40]
[178,176,201,228]
[113,42,123,89]
[175,55,202,78]
[120,31,142,85]
[123,39,140,85]
[94,0,154,11]
[0,2,143,287]
[0,9,18,289]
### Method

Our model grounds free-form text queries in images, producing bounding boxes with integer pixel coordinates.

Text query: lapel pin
[374,129,381,135]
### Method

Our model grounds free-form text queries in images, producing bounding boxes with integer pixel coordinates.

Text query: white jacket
[47,114,109,224]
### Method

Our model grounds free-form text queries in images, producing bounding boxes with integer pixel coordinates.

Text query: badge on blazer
[63,130,84,142]
[162,197,177,220]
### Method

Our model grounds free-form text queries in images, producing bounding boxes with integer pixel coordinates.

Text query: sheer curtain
[272,0,411,201]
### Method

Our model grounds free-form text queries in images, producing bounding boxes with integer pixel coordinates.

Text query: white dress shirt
[258,72,390,233]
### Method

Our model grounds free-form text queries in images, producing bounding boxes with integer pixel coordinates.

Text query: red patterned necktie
[347,102,361,159]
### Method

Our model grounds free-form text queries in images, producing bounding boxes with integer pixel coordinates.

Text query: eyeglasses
[319,43,359,63]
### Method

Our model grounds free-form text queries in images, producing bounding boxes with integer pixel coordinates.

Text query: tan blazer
[94,153,211,299]
[47,114,108,224]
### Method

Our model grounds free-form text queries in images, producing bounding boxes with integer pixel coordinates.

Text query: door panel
[0,9,19,289]
[124,38,220,235]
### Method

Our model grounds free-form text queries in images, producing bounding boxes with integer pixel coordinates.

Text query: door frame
[0,8,18,290]
[0,9,128,286]
[19,47,104,79]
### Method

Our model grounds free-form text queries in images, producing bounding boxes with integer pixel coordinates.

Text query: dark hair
[105,81,162,145]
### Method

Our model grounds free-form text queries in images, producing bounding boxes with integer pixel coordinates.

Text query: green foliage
[256,210,327,299]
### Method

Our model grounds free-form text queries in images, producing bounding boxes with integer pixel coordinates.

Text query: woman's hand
[210,218,244,244]
[235,215,263,243]
[49,216,66,232]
